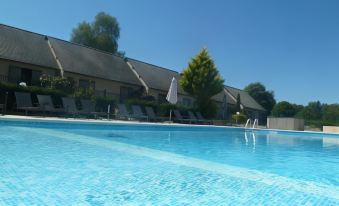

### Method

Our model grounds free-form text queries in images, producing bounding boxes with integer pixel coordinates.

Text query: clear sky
[1,0,339,105]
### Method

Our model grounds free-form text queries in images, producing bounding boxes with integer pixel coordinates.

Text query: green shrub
[231,113,247,124]
[73,87,95,100]
[305,120,339,129]
[0,81,66,95]
[0,81,67,110]
[40,74,74,94]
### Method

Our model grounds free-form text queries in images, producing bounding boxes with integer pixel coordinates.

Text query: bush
[305,120,339,129]
[231,113,247,124]
[0,81,66,95]
[0,81,67,110]
[40,74,74,94]
[73,87,95,100]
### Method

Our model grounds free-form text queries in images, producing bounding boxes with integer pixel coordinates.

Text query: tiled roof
[225,86,265,111]
[48,38,142,86]
[212,89,237,104]
[0,24,58,69]
[127,58,187,94]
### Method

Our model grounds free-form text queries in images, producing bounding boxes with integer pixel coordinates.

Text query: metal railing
[245,119,252,128]
[252,119,258,129]
[245,118,258,129]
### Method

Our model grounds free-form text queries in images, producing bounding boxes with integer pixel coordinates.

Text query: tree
[299,101,322,120]
[235,93,241,112]
[180,48,224,117]
[71,12,121,54]
[271,101,297,117]
[244,82,276,115]
[322,104,339,123]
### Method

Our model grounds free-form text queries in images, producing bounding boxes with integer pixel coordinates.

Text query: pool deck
[0,115,339,136]
[0,115,230,128]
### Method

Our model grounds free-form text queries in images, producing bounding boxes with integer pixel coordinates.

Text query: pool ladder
[244,119,258,151]
[245,118,258,129]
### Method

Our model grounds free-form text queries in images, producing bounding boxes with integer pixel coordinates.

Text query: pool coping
[0,115,232,128]
[1,115,339,136]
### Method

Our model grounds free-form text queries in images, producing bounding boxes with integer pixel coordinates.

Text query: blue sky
[1,0,339,105]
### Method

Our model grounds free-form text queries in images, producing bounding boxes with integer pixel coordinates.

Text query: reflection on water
[266,133,298,146]
[264,131,339,150]
[322,137,339,148]
[244,132,248,145]
[244,131,256,152]
[167,131,172,144]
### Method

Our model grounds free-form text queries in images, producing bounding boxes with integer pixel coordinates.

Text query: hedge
[0,82,68,110]
[0,81,67,96]
[305,120,339,129]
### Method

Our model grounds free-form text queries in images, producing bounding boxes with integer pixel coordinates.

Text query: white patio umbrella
[166,77,178,121]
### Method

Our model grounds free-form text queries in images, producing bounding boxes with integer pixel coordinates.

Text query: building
[0,24,144,103]
[224,86,266,120]
[126,58,194,106]
[0,24,265,120]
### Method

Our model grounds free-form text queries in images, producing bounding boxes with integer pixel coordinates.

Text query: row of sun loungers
[8,92,212,124]
[15,92,106,118]
[116,103,211,124]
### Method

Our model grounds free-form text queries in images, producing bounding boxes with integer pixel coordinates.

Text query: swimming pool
[0,119,338,205]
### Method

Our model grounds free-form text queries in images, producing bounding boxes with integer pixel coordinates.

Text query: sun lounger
[15,92,42,115]
[195,111,212,124]
[81,99,107,118]
[37,95,64,114]
[117,104,131,120]
[131,105,148,121]
[188,111,203,124]
[173,109,195,124]
[145,106,166,122]
[62,97,79,116]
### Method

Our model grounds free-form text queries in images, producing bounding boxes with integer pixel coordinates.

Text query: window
[79,79,95,90]
[31,70,42,86]
[79,79,90,89]
[8,66,42,86]
[120,86,133,102]
[8,66,21,84]
[20,69,32,85]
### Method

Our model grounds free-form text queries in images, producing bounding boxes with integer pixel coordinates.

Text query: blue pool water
[0,120,338,205]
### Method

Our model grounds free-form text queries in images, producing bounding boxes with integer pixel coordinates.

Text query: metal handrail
[245,119,252,128]
[252,119,258,129]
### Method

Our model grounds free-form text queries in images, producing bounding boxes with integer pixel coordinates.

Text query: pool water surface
[0,120,338,205]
